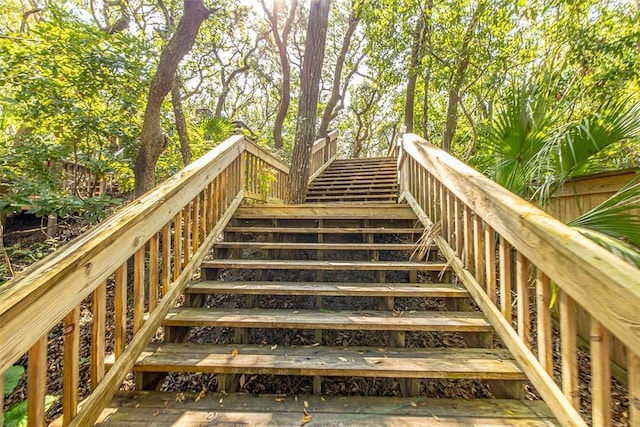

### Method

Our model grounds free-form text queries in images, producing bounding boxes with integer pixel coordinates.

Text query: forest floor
[0,212,633,426]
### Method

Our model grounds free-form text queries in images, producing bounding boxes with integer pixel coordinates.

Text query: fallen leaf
[239,374,246,389]
[311,342,321,347]
[300,414,312,426]
[271,344,278,350]
[275,397,285,402]
[409,401,418,407]
[195,389,206,402]
[377,348,386,352]
[320,397,326,401]
[206,412,216,420]
[153,411,159,416]
[304,400,309,408]
[292,310,299,314]
[219,398,224,404]
[231,348,239,357]
[176,393,185,403]
[338,357,348,362]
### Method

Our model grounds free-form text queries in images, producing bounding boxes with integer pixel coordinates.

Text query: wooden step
[213,242,427,251]
[108,344,524,380]
[201,259,448,271]
[307,188,398,196]
[185,281,469,298]
[163,308,491,332]
[224,226,424,234]
[233,204,416,220]
[305,194,397,201]
[96,392,558,426]
[311,176,396,183]
[319,167,397,175]
[307,182,398,190]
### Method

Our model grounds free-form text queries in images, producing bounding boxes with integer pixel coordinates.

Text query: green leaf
[3,366,24,395]
[3,395,57,427]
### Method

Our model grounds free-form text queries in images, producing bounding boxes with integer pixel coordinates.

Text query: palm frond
[571,226,640,269]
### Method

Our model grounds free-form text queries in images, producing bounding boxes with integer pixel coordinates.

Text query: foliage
[3,365,57,427]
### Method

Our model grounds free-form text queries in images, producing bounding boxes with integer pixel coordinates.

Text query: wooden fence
[0,134,333,426]
[397,133,640,426]
[545,169,639,223]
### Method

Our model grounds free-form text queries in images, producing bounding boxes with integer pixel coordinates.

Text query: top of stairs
[306,157,398,203]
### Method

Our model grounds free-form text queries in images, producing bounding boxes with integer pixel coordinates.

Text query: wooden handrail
[399,133,640,426]
[0,135,292,425]
[309,130,338,182]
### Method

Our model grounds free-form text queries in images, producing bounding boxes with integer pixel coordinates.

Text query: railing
[309,130,338,182]
[0,136,294,426]
[397,133,640,427]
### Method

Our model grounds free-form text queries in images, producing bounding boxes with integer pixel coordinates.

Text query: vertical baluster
[485,226,496,302]
[63,306,80,425]
[149,234,159,311]
[560,291,579,408]
[447,190,454,244]
[516,252,530,348]
[536,271,553,374]
[207,182,214,232]
[191,196,199,255]
[133,246,145,333]
[438,181,445,226]
[590,319,611,427]
[454,197,462,256]
[499,238,513,324]
[173,210,183,280]
[0,370,4,426]
[463,206,473,272]
[28,336,47,426]
[182,203,191,266]
[199,189,207,242]
[474,216,485,289]
[90,282,106,390]
[161,223,171,296]
[115,263,127,357]
[630,352,640,425]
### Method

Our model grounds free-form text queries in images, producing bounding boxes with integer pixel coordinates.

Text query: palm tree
[478,68,640,265]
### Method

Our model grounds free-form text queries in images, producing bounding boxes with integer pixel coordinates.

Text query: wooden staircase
[306,157,398,203]
[99,201,558,425]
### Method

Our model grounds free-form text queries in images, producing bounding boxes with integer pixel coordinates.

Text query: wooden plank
[91,282,106,391]
[161,223,170,296]
[499,237,513,324]
[559,291,580,409]
[590,319,611,427]
[213,242,425,251]
[173,210,182,280]
[148,234,159,312]
[114,263,127,358]
[200,259,449,271]
[28,336,47,427]
[402,134,640,357]
[96,392,558,426]
[516,252,531,349]
[63,307,80,425]
[536,271,553,375]
[184,281,470,298]
[485,226,496,302]
[162,307,491,332]
[224,226,424,234]
[108,343,524,380]
[133,246,145,333]
[234,204,415,220]
[403,192,585,426]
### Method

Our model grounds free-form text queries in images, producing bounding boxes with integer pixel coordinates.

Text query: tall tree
[133,0,210,197]
[261,0,299,150]
[285,0,331,203]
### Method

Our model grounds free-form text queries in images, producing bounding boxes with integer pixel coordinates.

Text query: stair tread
[96,392,558,426]
[306,194,397,200]
[224,226,424,234]
[185,281,469,297]
[213,242,427,250]
[233,204,415,219]
[201,259,448,271]
[163,308,491,331]
[108,344,524,379]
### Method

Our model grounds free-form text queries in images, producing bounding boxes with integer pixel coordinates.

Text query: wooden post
[46,213,58,238]
[499,238,513,325]
[560,291,580,409]
[133,246,145,333]
[91,282,106,391]
[173,211,183,280]
[63,307,80,426]
[516,252,530,348]
[630,352,640,425]
[114,263,127,358]
[161,223,171,296]
[28,336,47,427]
[485,226,496,302]
[474,215,485,289]
[536,271,553,375]
[590,319,611,427]
[149,234,159,312]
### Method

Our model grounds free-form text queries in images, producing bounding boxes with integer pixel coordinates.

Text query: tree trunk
[317,9,360,138]
[134,0,210,197]
[171,78,191,166]
[285,0,331,204]
[404,15,426,133]
[441,2,484,153]
[262,0,298,150]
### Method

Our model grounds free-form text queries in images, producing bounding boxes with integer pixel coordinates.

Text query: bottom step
[97,392,558,426]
